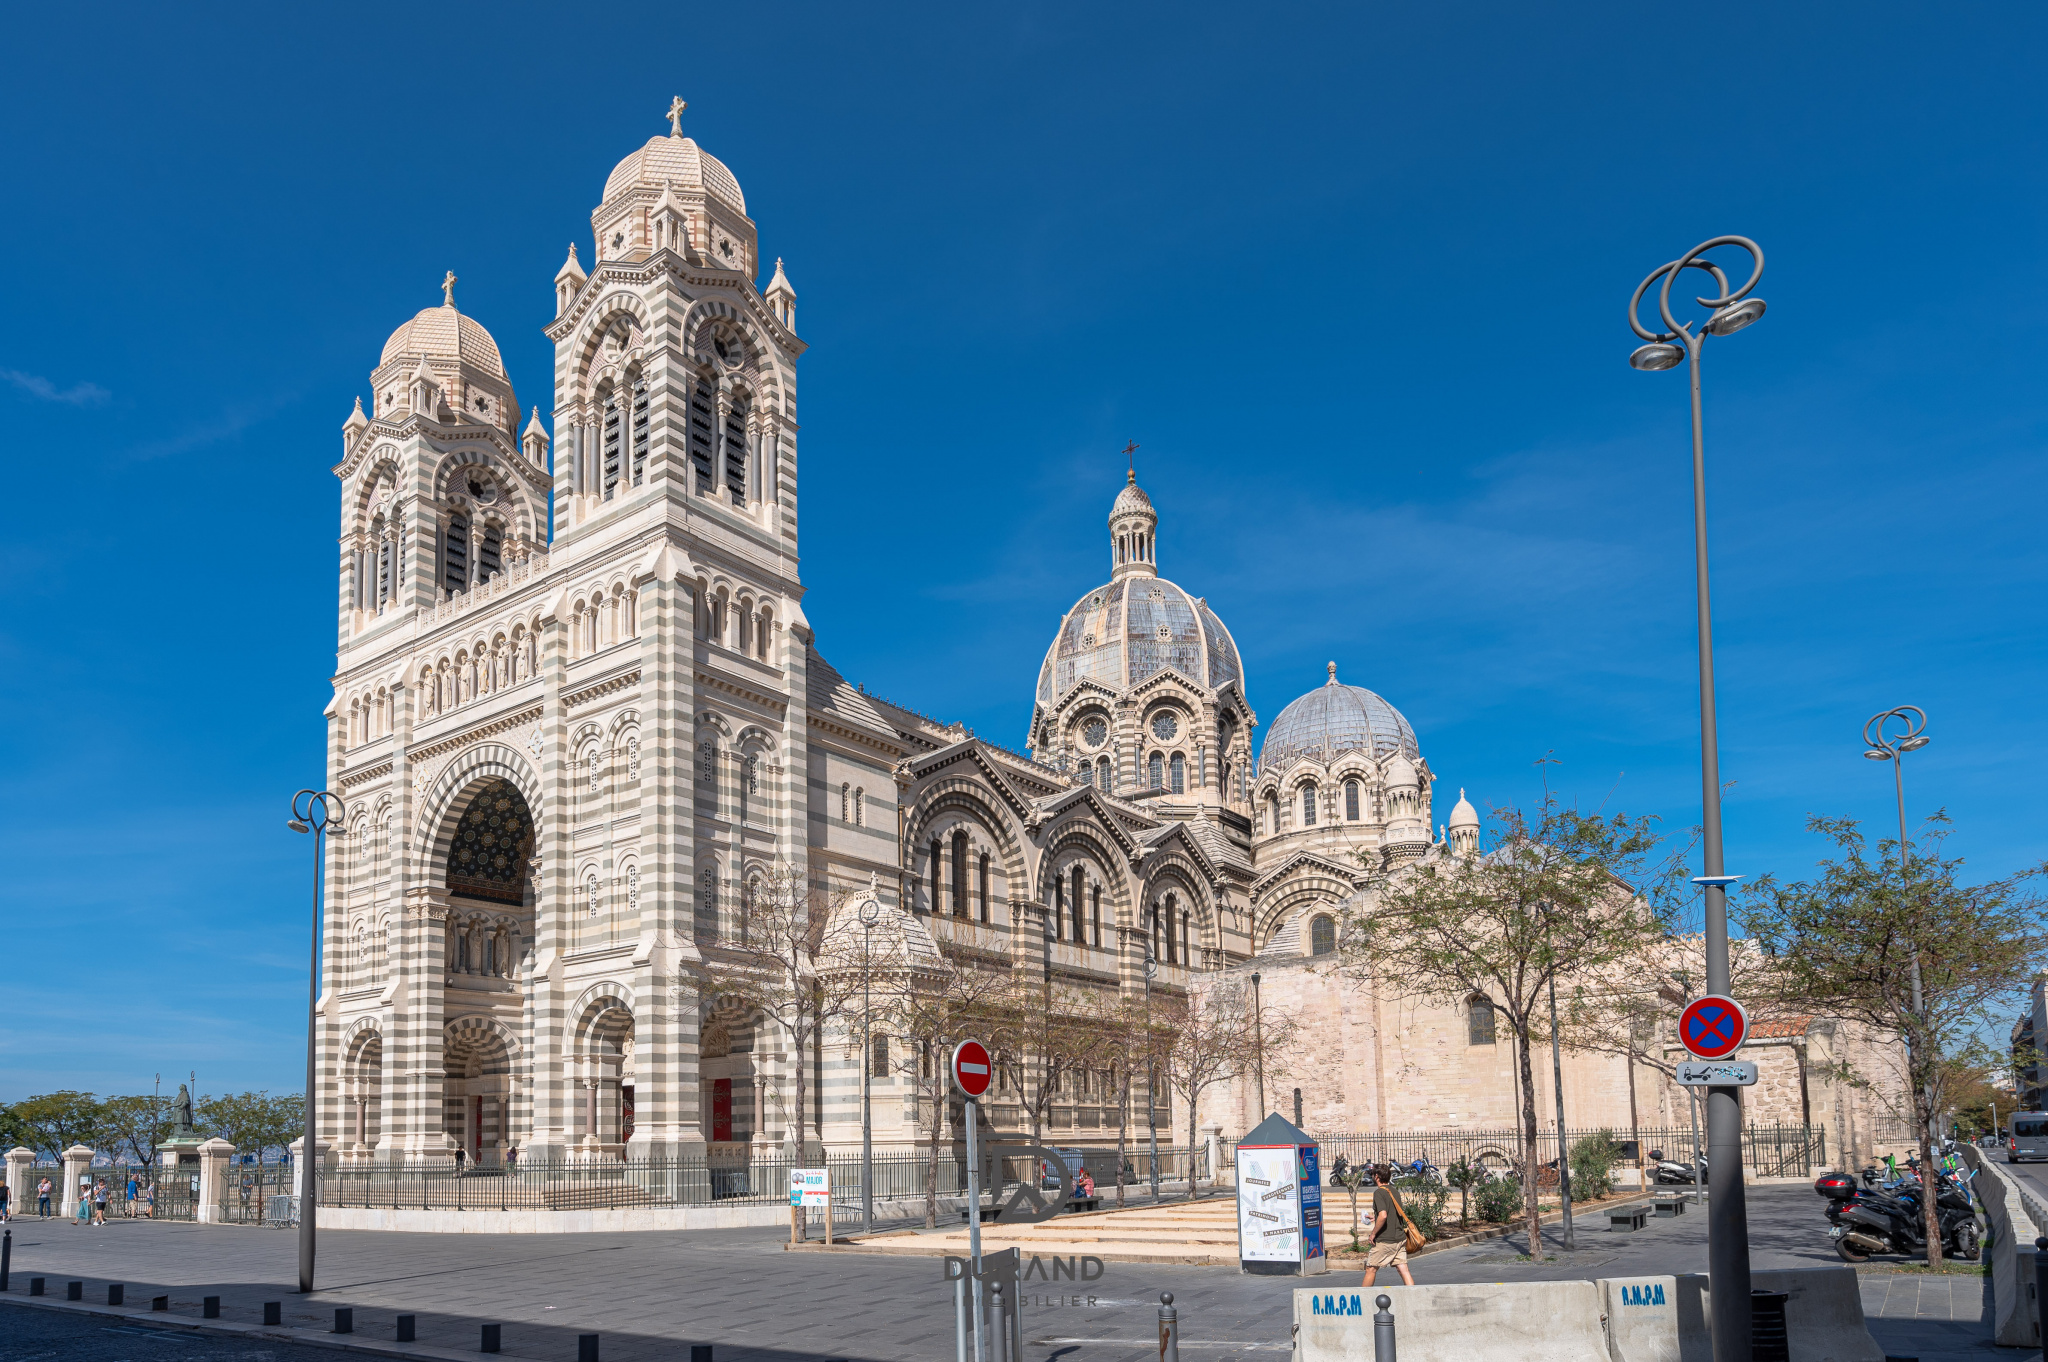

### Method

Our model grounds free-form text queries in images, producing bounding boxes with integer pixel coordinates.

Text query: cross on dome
[1327,661,1338,685]
[668,96,687,137]
[442,271,457,307]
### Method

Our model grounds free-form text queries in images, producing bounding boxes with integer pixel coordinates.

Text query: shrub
[1474,1174,1523,1223]
[1569,1130,1623,1200]
[1392,1179,1451,1240]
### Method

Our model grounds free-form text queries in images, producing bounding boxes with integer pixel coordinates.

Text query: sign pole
[966,1096,983,1362]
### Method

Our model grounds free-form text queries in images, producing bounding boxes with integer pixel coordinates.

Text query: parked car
[2010,1114,2048,1163]
[1039,1148,1089,1191]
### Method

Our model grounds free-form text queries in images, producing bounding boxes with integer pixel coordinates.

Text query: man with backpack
[1363,1163,1418,1287]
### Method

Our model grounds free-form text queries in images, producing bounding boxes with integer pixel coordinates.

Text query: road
[0,1185,1994,1362]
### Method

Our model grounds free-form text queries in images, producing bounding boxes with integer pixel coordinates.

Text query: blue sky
[2,1,2042,1098]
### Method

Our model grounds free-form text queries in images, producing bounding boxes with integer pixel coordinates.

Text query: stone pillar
[1200,1124,1222,1188]
[287,1136,332,1204]
[194,1138,235,1224]
[59,1145,93,1220]
[5,1147,33,1216]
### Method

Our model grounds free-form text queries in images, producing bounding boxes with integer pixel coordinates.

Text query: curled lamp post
[1864,706,1932,1140]
[857,884,882,1236]
[288,788,344,1294]
[1628,236,1765,1362]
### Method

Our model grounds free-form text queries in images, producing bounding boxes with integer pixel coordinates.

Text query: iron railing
[1223,1124,1828,1181]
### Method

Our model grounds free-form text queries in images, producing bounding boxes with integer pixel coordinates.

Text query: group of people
[0,1173,157,1224]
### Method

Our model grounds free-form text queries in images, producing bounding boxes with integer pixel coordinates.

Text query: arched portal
[572,996,636,1156]
[444,778,535,905]
[343,1025,384,1161]
[442,1019,515,1165]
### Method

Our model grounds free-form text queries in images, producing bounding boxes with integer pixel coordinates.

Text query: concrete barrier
[1676,1269,1882,1362]
[1969,1148,2043,1345]
[1599,1277,1681,1362]
[1293,1281,1608,1362]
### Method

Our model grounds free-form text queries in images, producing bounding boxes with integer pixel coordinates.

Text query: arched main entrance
[438,776,535,1163]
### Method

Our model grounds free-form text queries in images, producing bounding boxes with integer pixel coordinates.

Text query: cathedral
[317,103,1490,1169]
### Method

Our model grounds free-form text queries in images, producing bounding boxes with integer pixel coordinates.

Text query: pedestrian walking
[1361,1164,1417,1288]
[37,1176,52,1218]
[141,1179,156,1219]
[0,1179,11,1222]
[453,1145,466,1174]
[92,1178,110,1226]
[75,1176,90,1224]
[126,1171,140,1217]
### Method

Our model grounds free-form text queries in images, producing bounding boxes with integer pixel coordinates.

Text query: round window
[1082,717,1108,748]
[1151,713,1179,742]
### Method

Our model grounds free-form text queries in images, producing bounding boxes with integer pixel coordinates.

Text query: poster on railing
[1235,1111,1325,1275]
[789,1167,830,1208]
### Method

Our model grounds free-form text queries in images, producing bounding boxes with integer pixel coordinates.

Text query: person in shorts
[1363,1164,1416,1287]
[37,1176,52,1217]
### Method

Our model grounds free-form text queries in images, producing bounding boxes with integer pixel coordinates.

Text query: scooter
[1647,1149,1706,1185]
[1817,1169,1979,1263]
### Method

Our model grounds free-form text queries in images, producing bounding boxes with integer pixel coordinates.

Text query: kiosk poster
[1297,1144,1323,1263]
[1235,1146,1302,1262]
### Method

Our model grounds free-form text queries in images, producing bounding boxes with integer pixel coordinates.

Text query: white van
[2009,1113,2048,1162]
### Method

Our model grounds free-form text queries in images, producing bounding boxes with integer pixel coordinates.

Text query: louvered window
[601,393,621,499]
[631,380,649,486]
[689,380,716,494]
[478,525,501,584]
[1070,867,1084,941]
[443,514,469,593]
[724,398,749,505]
[952,833,968,917]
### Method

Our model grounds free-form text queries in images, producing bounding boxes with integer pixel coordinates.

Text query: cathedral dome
[1035,577,1242,706]
[1260,663,1419,773]
[379,299,508,381]
[603,134,746,216]
[1109,477,1154,520]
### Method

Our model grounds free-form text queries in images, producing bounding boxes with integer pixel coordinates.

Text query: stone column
[194,1138,235,1224]
[59,1145,93,1220]
[5,1147,33,1216]
[1200,1123,1222,1188]
[287,1136,332,1206]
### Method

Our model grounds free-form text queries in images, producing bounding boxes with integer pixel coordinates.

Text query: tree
[1741,813,2048,1268]
[1340,773,1683,1258]
[8,1092,106,1160]
[101,1094,173,1167]
[1158,980,1295,1198]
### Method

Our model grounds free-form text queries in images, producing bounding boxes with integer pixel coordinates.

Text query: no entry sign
[1678,995,1748,1060]
[952,1039,992,1098]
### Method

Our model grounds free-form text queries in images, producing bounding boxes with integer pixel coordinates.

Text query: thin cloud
[123,393,297,462]
[2,368,110,405]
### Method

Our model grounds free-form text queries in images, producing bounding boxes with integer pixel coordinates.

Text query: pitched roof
[806,648,896,741]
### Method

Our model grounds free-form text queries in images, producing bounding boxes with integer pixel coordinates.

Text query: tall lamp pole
[1144,945,1159,1200]
[1863,706,1932,1142]
[1250,971,1266,1120]
[288,789,344,1295]
[858,887,881,1236]
[1628,236,1766,1362]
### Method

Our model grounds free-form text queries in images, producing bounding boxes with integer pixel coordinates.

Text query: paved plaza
[0,1186,2005,1361]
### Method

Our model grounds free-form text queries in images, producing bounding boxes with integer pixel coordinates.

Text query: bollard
[578,1332,600,1362]
[29,1277,45,1297]
[1158,1291,1179,1362]
[151,1296,169,1312]
[109,1284,124,1306]
[690,1348,713,1362]
[2,1226,11,1290]
[202,1295,219,1318]
[1374,1294,1396,1362]
[990,1282,1009,1362]
[480,1323,501,1353]
[334,1307,354,1334]
[396,1315,416,1342]
[66,1281,82,1301]
[263,1302,282,1326]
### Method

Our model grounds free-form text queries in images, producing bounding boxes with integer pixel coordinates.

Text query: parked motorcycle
[1817,1168,1979,1263]
[1647,1149,1705,1186]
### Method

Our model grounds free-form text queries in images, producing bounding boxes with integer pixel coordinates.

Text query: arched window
[697,863,719,942]
[1344,780,1360,821]
[928,837,941,913]
[600,390,622,498]
[1090,888,1101,947]
[854,788,865,826]
[1181,910,1191,964]
[585,874,600,918]
[584,745,602,794]
[952,832,968,918]
[1467,995,1497,1045]
[1170,753,1185,793]
[478,524,502,584]
[626,864,639,912]
[630,379,650,486]
[1070,866,1085,942]
[689,378,716,494]
[1310,914,1336,956]
[1164,893,1179,964]
[725,395,750,505]
[698,741,717,785]
[978,852,989,922]
[1053,871,1065,941]
[443,513,470,593]
[869,1034,890,1079]
[840,784,850,821]
[1148,752,1164,789]
[1267,793,1281,835]
[1302,785,1318,826]
[1097,758,1112,792]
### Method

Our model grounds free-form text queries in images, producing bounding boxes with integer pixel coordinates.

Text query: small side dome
[603,134,746,216]
[1260,662,1419,773]
[1384,750,1419,788]
[1448,788,1479,829]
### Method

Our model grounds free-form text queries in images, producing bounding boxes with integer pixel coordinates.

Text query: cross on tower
[442,271,457,306]
[668,96,687,137]
[1122,440,1139,477]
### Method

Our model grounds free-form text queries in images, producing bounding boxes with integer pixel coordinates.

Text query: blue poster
[1297,1144,1323,1261]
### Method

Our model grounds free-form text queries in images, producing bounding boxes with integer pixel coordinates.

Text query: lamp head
[287,819,311,833]
[1630,342,1685,372]
[1704,297,1766,336]
[1864,748,1894,762]
[857,896,881,927]
[1899,735,1931,752]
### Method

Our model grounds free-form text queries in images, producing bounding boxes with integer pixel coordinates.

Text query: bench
[961,1204,1003,1224]
[1066,1196,1101,1213]
[1608,1206,1649,1232]
[1651,1197,1686,1217]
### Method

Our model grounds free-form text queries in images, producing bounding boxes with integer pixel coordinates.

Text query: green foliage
[1393,1180,1451,1240]
[1474,1174,1524,1224]
[99,1095,172,1166]
[197,1092,305,1162]
[6,1092,106,1159]
[1568,1130,1622,1200]
[1443,1156,1485,1226]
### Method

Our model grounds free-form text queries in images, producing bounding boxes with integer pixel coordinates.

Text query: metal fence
[1227,1124,1828,1181]
[215,1163,295,1225]
[318,1144,1213,1217]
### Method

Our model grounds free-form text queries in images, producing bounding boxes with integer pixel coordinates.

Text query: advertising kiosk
[1234,1112,1326,1276]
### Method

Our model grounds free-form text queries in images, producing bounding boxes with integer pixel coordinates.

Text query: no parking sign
[1678,995,1747,1060]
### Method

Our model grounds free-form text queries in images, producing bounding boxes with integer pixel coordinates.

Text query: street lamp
[1538,905,1575,1250]
[1250,971,1266,1121]
[1864,705,1933,1143]
[1144,944,1159,1200]
[1628,236,1765,1362]
[287,788,344,1295]
[857,885,882,1236]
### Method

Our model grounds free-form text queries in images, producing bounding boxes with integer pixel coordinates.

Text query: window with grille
[1310,914,1336,956]
[631,380,649,486]
[376,533,391,606]
[627,865,639,911]
[855,789,865,827]
[1071,867,1085,941]
[841,783,850,821]
[443,514,469,593]
[586,875,599,917]
[725,398,749,505]
[1344,780,1360,820]
[602,392,621,498]
[1090,888,1101,947]
[1468,995,1497,1045]
[689,380,716,494]
[952,833,968,917]
[1170,753,1185,793]
[585,746,601,793]
[870,1034,889,1079]
[1148,752,1164,789]
[1302,785,1318,826]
